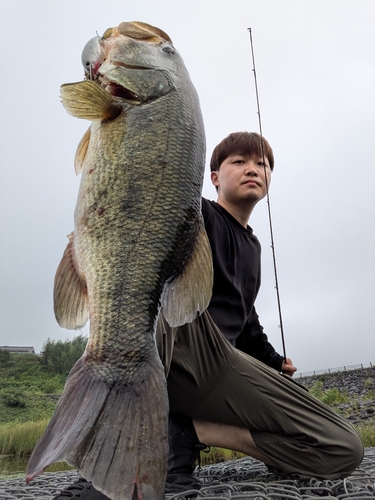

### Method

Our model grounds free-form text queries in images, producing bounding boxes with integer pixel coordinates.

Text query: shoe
[165,413,209,495]
[165,471,202,494]
[52,477,110,499]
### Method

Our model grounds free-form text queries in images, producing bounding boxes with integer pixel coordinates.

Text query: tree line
[40,334,88,377]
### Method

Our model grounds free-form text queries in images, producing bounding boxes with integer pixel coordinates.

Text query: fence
[297,362,374,378]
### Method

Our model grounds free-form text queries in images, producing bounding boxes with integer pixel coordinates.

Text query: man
[53,132,363,499]
[158,131,364,493]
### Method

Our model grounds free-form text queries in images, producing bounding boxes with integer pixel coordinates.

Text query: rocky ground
[298,366,375,425]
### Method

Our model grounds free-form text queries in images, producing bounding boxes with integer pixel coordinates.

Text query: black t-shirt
[202,198,283,371]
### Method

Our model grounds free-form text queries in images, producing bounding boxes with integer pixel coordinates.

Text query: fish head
[101,21,175,69]
[82,22,187,104]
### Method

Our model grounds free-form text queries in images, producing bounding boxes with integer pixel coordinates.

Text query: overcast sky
[1,0,374,374]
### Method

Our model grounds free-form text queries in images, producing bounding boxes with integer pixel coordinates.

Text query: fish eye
[84,61,91,67]
[162,46,175,55]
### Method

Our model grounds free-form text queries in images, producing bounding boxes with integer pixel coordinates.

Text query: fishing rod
[247,28,287,364]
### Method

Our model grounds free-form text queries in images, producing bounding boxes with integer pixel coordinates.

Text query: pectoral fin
[60,80,121,121]
[54,232,88,330]
[161,221,213,327]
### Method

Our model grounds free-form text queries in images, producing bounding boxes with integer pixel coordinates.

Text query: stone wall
[299,366,375,425]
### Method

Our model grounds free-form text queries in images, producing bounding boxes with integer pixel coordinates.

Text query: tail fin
[26,354,168,500]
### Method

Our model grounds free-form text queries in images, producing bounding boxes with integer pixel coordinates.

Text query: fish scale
[26,21,213,500]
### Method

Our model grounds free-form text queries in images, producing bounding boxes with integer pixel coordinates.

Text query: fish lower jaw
[100,76,141,103]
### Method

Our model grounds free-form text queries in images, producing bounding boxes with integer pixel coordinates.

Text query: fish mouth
[99,75,141,103]
[105,80,140,101]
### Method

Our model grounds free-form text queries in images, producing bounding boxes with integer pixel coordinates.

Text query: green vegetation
[0,393,59,425]
[0,335,88,476]
[0,420,49,456]
[0,344,374,475]
[0,335,87,427]
[0,349,11,363]
[364,378,373,389]
[200,447,245,466]
[40,335,87,377]
[358,422,375,447]
[364,390,375,400]
[309,381,349,405]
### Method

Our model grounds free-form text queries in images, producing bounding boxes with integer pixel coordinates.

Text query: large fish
[26,21,212,500]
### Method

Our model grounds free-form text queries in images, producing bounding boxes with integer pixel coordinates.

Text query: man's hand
[281,358,297,377]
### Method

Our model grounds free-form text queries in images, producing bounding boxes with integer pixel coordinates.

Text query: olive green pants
[156,310,364,479]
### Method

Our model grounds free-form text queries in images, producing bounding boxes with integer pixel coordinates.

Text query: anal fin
[54,232,88,330]
[162,219,213,327]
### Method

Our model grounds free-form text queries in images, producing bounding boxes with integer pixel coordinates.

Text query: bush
[309,381,348,405]
[0,349,11,363]
[320,388,348,405]
[0,376,17,390]
[41,335,87,377]
[2,390,27,408]
[309,381,324,399]
[41,375,65,394]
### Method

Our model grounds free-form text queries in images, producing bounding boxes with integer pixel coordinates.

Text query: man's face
[211,154,271,206]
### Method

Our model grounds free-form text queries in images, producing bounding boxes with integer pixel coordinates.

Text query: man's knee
[252,425,364,480]
[340,429,364,476]
[322,427,364,479]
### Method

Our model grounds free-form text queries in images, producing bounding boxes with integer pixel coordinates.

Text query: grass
[0,352,64,425]
[1,416,373,469]
[0,419,74,479]
[0,354,64,392]
[0,420,50,456]
[0,417,245,463]
[200,447,245,466]
[309,381,349,405]
[357,422,375,448]
[0,393,59,425]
